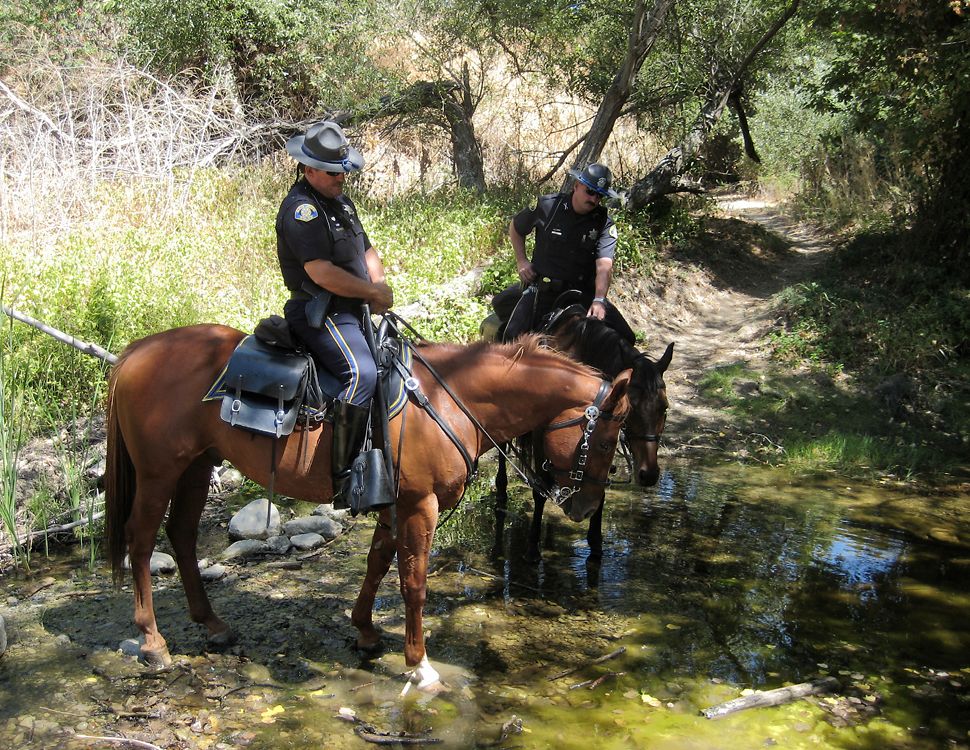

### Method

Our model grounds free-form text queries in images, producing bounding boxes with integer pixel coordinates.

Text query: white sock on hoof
[400,655,441,695]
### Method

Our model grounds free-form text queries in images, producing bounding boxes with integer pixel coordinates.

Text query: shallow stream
[2,459,968,749]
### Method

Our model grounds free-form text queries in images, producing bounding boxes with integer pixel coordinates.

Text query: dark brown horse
[104,324,631,692]
[495,306,674,558]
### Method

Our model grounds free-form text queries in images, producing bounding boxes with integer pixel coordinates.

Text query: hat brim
[286,134,364,172]
[567,168,619,199]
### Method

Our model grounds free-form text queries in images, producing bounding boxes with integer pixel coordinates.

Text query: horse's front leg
[397,496,442,693]
[351,509,398,652]
[527,488,547,561]
[585,500,605,559]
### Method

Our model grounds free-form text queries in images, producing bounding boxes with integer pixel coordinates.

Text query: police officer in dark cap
[492,162,635,343]
[276,120,393,497]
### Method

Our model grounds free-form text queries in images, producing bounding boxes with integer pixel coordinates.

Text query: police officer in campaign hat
[492,162,635,344]
[276,120,393,497]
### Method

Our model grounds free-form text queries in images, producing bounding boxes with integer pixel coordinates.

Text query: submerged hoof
[355,635,384,657]
[141,646,173,668]
[206,628,238,651]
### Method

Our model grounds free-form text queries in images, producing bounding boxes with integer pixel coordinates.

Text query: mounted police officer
[276,120,393,497]
[491,163,635,344]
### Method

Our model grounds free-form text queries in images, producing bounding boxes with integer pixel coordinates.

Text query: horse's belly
[215,424,333,503]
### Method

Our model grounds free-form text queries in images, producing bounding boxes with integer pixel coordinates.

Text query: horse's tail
[104,367,134,586]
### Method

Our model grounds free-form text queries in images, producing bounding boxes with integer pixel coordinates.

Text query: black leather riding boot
[330,400,370,503]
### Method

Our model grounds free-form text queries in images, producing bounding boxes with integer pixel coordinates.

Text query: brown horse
[495,306,674,558]
[104,324,631,691]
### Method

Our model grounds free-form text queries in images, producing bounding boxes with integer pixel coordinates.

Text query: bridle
[540,379,624,506]
[621,356,667,444]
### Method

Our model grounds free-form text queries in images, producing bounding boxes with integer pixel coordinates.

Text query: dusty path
[615,194,833,454]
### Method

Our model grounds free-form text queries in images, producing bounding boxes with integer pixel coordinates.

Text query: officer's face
[305,166,347,199]
[571,181,603,215]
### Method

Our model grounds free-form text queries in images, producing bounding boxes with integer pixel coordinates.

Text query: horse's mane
[415,333,602,380]
[547,313,663,394]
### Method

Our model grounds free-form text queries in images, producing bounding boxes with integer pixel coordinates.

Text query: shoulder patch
[609,224,618,239]
[294,203,319,222]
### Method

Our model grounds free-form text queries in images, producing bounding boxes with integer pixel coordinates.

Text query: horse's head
[541,369,632,522]
[624,342,674,486]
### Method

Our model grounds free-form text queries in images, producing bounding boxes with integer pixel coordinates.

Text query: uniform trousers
[284,300,377,406]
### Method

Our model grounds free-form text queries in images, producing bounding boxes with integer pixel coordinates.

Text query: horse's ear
[603,368,633,411]
[656,342,675,374]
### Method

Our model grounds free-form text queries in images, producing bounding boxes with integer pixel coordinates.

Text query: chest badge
[294,203,319,222]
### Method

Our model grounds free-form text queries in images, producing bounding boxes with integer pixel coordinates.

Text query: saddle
[203,316,411,439]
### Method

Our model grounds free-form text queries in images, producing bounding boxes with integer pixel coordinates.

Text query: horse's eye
[599,441,613,452]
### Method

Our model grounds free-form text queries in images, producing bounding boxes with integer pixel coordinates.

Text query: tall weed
[0,311,29,569]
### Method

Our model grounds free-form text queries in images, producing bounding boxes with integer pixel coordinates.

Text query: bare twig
[569,671,626,690]
[73,735,164,750]
[549,646,626,681]
[461,565,543,594]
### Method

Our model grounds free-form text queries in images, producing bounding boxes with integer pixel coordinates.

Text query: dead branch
[569,671,626,690]
[73,735,164,750]
[549,646,626,681]
[2,305,117,365]
[701,676,839,719]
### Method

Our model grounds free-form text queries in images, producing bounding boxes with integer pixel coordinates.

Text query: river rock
[283,515,342,538]
[228,498,281,540]
[264,535,292,555]
[150,551,177,575]
[312,504,351,522]
[122,551,177,575]
[290,532,325,551]
[0,614,6,657]
[222,539,267,560]
[200,563,227,582]
[119,637,143,658]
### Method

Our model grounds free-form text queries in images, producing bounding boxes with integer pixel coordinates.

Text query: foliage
[0,312,29,570]
[698,361,963,479]
[112,0,389,116]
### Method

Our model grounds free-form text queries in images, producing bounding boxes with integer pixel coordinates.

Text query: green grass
[698,362,965,480]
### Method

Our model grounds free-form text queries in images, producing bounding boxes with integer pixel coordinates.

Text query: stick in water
[701,676,840,719]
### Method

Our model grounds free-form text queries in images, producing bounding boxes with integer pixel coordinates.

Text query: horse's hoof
[355,636,384,657]
[206,628,238,651]
[400,656,443,696]
[141,647,173,668]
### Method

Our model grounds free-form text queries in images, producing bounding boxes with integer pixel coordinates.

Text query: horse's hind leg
[166,456,235,651]
[125,475,178,667]
[351,511,398,653]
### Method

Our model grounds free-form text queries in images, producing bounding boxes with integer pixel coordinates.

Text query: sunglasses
[325,170,344,177]
[584,185,605,199]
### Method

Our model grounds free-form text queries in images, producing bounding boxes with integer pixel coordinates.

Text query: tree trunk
[441,64,486,192]
[565,0,676,185]
[627,0,800,210]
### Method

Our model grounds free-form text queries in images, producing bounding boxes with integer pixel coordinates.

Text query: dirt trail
[616,194,833,453]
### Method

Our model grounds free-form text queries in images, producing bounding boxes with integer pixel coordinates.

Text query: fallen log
[701,676,839,719]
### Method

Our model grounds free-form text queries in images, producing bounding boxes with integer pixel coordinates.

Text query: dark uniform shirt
[276,179,371,314]
[512,192,617,294]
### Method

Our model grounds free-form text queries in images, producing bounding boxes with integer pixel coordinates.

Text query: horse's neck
[416,344,596,444]
[566,318,637,377]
